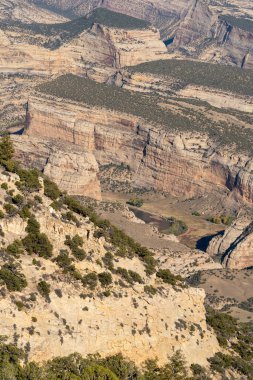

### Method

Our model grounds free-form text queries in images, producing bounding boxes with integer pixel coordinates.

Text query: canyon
[0,0,253,376]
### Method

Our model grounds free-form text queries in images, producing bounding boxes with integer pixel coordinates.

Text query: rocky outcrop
[0,169,219,365]
[0,0,68,23]
[12,135,101,200]
[23,93,253,203]
[0,21,168,77]
[31,0,197,38]
[207,214,253,269]
[200,17,253,70]
[172,0,214,48]
[113,69,253,113]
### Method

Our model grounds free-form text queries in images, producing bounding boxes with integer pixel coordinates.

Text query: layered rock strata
[23,93,253,203]
[13,135,101,200]
[207,214,253,269]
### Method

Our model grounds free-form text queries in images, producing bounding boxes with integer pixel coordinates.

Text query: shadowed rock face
[208,215,253,270]
[31,0,194,34]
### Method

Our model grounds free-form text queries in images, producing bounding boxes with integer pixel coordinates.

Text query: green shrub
[144,285,157,296]
[22,216,53,258]
[55,251,73,270]
[11,194,24,206]
[61,211,80,226]
[44,178,62,200]
[206,307,238,347]
[163,217,188,236]
[23,232,53,259]
[16,168,41,192]
[19,205,31,219]
[126,198,144,208]
[65,234,85,261]
[116,268,143,285]
[14,300,24,311]
[34,195,43,204]
[0,135,14,165]
[6,240,24,257]
[98,272,113,287]
[1,183,8,190]
[82,364,119,379]
[37,280,51,300]
[0,264,27,292]
[128,270,143,284]
[82,272,98,290]
[102,252,114,271]
[0,210,4,219]
[3,202,17,216]
[156,269,183,286]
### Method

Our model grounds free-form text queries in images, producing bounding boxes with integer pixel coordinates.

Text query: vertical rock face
[0,22,168,78]
[31,0,197,36]
[208,215,253,270]
[173,0,214,47]
[23,93,253,203]
[91,24,168,68]
[12,135,102,200]
[213,18,253,69]
[0,0,68,23]
[43,151,101,199]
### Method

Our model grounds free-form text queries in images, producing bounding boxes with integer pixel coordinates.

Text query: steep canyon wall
[22,94,253,204]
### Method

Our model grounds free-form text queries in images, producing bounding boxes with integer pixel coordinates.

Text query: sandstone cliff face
[200,17,253,70]
[31,0,196,38]
[172,0,214,48]
[207,215,253,269]
[12,135,101,200]
[0,0,68,23]
[0,22,167,77]
[24,94,253,204]
[0,169,219,365]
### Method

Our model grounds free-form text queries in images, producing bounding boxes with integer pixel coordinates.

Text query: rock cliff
[23,85,253,203]
[207,214,253,269]
[0,168,219,365]
[0,0,68,23]
[12,135,101,200]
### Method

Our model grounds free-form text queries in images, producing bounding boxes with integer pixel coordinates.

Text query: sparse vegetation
[156,269,183,286]
[162,217,188,236]
[0,264,27,292]
[0,341,208,380]
[44,177,62,200]
[206,214,235,226]
[82,272,98,290]
[207,307,253,377]
[98,272,113,287]
[220,14,253,33]
[65,234,86,261]
[126,198,144,208]
[131,59,253,97]
[22,216,53,258]
[37,280,51,300]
